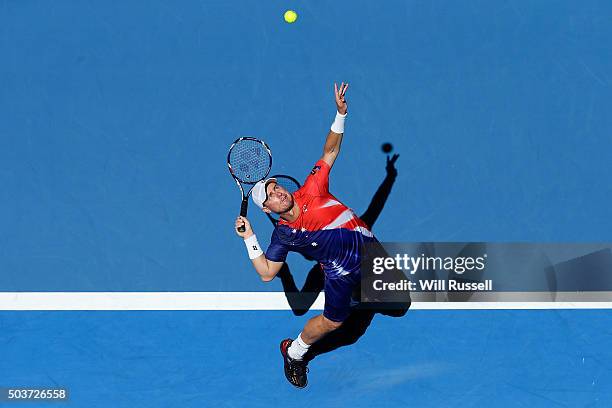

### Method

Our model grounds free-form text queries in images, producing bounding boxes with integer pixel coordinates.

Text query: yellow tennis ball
[284,10,298,24]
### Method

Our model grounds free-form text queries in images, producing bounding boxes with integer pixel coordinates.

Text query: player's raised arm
[321,82,349,169]
[235,216,283,282]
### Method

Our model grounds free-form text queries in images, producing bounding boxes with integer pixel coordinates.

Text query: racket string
[229,139,271,183]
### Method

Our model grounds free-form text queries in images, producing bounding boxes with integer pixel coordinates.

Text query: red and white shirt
[266,160,377,279]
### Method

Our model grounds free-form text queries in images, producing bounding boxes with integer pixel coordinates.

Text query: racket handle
[237,198,248,233]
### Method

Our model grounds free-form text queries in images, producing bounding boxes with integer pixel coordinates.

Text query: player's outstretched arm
[321,82,348,168]
[235,216,283,281]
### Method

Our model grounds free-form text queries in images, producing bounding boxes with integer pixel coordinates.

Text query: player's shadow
[270,154,408,363]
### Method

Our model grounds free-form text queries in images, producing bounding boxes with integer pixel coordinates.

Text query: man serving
[235,83,382,388]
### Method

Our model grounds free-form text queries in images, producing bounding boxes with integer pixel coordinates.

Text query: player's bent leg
[278,275,355,388]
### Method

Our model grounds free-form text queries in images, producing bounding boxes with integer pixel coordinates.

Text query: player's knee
[322,316,343,332]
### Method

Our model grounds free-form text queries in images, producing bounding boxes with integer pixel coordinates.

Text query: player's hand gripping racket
[227,137,272,232]
[266,174,301,226]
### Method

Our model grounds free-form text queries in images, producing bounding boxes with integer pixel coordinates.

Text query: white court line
[0,292,611,310]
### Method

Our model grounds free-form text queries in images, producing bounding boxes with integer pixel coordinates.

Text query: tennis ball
[381,142,393,153]
[284,10,298,23]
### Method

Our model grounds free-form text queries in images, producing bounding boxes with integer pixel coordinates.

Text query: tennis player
[235,83,389,388]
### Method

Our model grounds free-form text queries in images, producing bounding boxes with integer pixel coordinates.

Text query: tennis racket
[266,174,301,226]
[227,137,273,232]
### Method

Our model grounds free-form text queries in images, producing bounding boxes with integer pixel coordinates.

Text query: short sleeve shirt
[266,160,377,279]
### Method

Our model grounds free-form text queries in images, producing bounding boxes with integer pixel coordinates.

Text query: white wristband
[330,111,347,134]
[244,234,264,260]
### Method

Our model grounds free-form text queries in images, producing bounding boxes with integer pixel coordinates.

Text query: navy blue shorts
[322,273,360,322]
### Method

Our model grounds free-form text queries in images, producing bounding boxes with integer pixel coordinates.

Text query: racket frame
[227,137,273,232]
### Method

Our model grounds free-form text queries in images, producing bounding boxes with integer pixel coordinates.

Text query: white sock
[287,333,310,361]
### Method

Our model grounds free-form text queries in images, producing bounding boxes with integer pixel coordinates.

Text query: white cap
[252,178,277,209]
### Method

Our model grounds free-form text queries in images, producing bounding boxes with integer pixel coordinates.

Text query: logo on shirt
[310,165,321,175]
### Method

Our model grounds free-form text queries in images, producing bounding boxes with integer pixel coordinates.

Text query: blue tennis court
[1,1,612,406]
[1,310,611,407]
